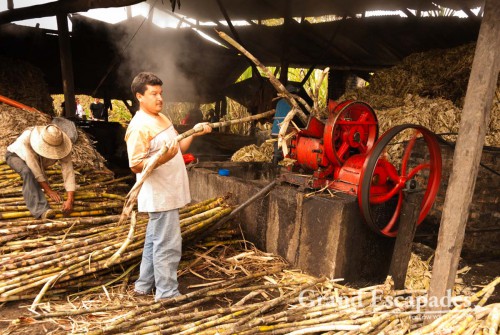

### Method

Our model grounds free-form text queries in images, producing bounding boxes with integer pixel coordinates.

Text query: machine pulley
[283,100,442,237]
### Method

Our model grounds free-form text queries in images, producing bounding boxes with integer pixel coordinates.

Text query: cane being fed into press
[119,109,276,225]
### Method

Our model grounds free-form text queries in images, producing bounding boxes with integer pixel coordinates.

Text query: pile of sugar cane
[0,56,54,113]
[0,160,128,220]
[0,104,108,169]
[233,44,500,164]
[340,43,500,148]
[231,141,275,163]
[5,241,499,335]
[0,171,234,306]
[405,252,472,296]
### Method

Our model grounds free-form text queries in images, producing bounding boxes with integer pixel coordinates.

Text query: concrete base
[188,163,394,283]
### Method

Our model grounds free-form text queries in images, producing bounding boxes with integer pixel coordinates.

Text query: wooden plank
[388,191,421,289]
[56,13,76,118]
[427,0,499,316]
[0,0,143,25]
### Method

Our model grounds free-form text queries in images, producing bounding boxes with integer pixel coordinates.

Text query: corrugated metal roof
[0,0,485,102]
[173,0,484,21]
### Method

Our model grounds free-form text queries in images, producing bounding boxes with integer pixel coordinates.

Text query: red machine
[282,100,442,237]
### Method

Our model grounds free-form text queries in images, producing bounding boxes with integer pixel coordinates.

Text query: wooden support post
[126,5,132,19]
[427,0,499,316]
[300,66,315,87]
[279,0,291,86]
[215,100,221,120]
[56,13,76,118]
[221,97,227,119]
[388,192,421,289]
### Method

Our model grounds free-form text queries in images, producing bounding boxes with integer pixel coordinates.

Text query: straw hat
[30,125,72,159]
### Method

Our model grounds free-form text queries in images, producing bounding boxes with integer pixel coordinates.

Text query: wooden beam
[300,66,315,86]
[388,192,421,289]
[427,0,499,315]
[7,0,14,10]
[0,0,144,25]
[307,16,352,65]
[56,13,76,118]
[278,0,292,86]
[162,6,224,30]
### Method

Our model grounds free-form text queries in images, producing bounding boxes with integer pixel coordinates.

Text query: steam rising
[113,1,200,103]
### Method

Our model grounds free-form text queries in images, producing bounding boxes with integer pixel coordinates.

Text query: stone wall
[188,164,394,283]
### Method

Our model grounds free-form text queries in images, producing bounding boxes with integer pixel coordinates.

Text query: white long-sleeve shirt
[7,128,76,192]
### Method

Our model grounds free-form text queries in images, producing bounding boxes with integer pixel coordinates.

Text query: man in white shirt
[5,124,76,219]
[125,72,211,301]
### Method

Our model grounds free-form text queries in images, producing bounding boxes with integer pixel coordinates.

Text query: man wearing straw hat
[125,72,211,301]
[5,123,76,219]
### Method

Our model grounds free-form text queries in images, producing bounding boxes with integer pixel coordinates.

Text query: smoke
[112,0,199,103]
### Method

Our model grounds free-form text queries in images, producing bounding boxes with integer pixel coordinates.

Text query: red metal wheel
[324,101,378,166]
[358,124,442,237]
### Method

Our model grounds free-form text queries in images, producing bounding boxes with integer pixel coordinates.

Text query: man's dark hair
[131,72,163,97]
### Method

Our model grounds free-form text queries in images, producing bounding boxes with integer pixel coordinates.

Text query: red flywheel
[358,124,442,237]
[324,101,378,166]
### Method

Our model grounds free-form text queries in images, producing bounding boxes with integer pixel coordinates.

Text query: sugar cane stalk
[179,196,227,214]
[217,31,307,125]
[105,211,137,267]
[111,111,276,267]
[180,197,226,219]
[88,267,285,335]
[120,110,275,223]
[180,206,225,227]
[227,277,327,333]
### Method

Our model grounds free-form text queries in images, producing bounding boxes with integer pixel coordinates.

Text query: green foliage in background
[237,66,328,109]
[109,100,132,123]
[52,94,132,123]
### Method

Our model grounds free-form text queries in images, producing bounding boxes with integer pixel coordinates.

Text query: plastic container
[218,169,230,176]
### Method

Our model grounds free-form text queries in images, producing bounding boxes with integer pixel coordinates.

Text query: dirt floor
[460,259,500,302]
[1,250,498,335]
[0,272,213,335]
